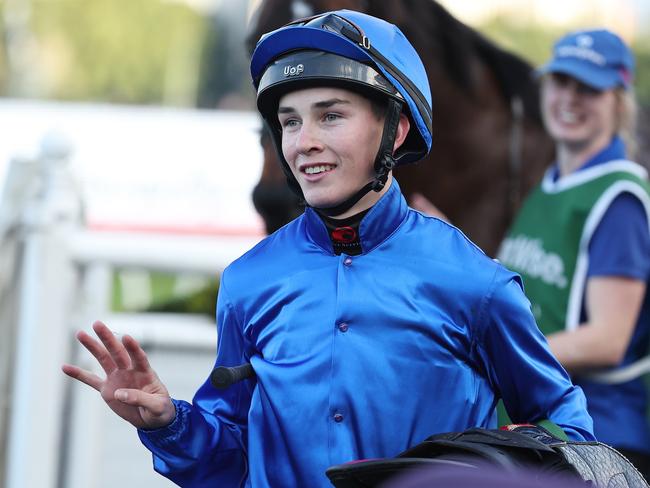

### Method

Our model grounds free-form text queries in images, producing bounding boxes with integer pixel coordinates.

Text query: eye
[548,73,601,96]
[280,117,300,130]
[576,84,601,97]
[324,113,341,122]
[550,73,571,87]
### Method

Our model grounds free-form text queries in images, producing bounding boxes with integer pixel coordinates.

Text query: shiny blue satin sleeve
[138,273,253,487]
[475,266,595,441]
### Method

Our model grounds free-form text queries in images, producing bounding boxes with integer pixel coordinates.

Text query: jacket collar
[304,179,408,255]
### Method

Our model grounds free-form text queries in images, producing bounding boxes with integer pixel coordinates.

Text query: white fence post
[5,133,84,488]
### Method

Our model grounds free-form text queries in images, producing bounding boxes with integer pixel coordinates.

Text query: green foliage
[30,0,209,104]
[0,3,6,93]
[146,280,219,315]
[478,15,563,67]
[5,3,648,107]
[111,270,219,316]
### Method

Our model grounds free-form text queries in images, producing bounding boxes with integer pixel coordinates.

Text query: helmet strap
[315,98,402,217]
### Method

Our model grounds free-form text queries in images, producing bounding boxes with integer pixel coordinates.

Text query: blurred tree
[479,15,564,67]
[24,0,209,105]
[197,2,255,109]
[4,2,648,109]
[0,3,6,94]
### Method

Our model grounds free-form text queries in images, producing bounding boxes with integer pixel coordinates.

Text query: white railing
[0,127,262,488]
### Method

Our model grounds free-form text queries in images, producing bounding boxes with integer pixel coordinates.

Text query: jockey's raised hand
[62,320,175,430]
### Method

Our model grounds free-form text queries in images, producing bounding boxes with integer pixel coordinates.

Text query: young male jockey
[63,10,594,487]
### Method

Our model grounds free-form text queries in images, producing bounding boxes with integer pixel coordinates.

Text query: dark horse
[246,0,555,256]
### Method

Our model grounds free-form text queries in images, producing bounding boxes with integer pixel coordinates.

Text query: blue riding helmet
[250,10,433,215]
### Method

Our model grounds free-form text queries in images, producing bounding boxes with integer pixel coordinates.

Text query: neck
[328,174,393,220]
[556,134,613,177]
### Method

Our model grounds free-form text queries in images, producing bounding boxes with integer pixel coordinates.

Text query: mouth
[556,108,581,125]
[300,163,337,176]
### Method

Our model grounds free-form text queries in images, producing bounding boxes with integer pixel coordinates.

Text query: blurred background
[0,0,649,487]
[2,0,650,106]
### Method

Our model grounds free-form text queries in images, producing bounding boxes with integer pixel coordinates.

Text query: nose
[294,121,323,155]
[552,83,582,109]
[567,81,582,97]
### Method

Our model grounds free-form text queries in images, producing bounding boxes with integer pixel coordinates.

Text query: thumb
[114,388,171,417]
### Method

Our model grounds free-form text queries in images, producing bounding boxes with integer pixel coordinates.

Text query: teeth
[305,165,334,174]
[558,110,578,123]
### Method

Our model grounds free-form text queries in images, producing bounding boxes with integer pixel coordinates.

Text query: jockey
[63,10,595,488]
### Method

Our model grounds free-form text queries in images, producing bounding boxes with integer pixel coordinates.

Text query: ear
[393,113,410,152]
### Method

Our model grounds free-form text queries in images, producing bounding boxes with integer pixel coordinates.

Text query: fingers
[76,329,117,375]
[61,363,104,391]
[73,321,134,377]
[122,334,152,373]
[72,322,152,373]
[93,321,132,370]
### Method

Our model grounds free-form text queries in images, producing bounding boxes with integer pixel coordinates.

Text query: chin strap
[315,98,402,217]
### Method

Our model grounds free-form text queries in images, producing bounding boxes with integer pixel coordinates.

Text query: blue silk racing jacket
[138,180,594,487]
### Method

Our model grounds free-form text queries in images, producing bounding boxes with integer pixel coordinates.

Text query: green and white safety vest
[498,160,650,335]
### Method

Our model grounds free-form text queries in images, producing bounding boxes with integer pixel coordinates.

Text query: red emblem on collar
[331,226,357,243]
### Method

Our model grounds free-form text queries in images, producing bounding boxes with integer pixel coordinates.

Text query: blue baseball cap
[539,29,635,90]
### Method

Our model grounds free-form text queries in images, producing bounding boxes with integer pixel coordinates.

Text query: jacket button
[343,257,353,266]
[333,413,344,423]
[338,323,349,332]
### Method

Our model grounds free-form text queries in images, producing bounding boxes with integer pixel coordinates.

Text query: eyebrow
[278,98,351,114]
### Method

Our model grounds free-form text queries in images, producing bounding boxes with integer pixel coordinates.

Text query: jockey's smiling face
[278,86,409,218]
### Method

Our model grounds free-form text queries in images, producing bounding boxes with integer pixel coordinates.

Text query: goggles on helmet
[251,10,433,165]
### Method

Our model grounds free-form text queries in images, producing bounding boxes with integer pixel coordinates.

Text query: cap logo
[556,40,605,66]
[576,35,593,48]
[284,64,304,77]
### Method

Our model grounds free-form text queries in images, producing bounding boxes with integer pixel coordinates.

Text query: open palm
[62,320,176,430]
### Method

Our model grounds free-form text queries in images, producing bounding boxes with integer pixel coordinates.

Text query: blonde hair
[614,87,639,160]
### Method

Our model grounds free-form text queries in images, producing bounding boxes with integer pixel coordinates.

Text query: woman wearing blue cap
[63,11,595,487]
[498,29,650,479]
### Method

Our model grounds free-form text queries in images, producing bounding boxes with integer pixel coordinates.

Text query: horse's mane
[379,0,544,124]
[245,0,543,124]
[245,0,290,55]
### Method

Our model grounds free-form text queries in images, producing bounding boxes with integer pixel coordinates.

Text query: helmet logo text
[284,64,304,77]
